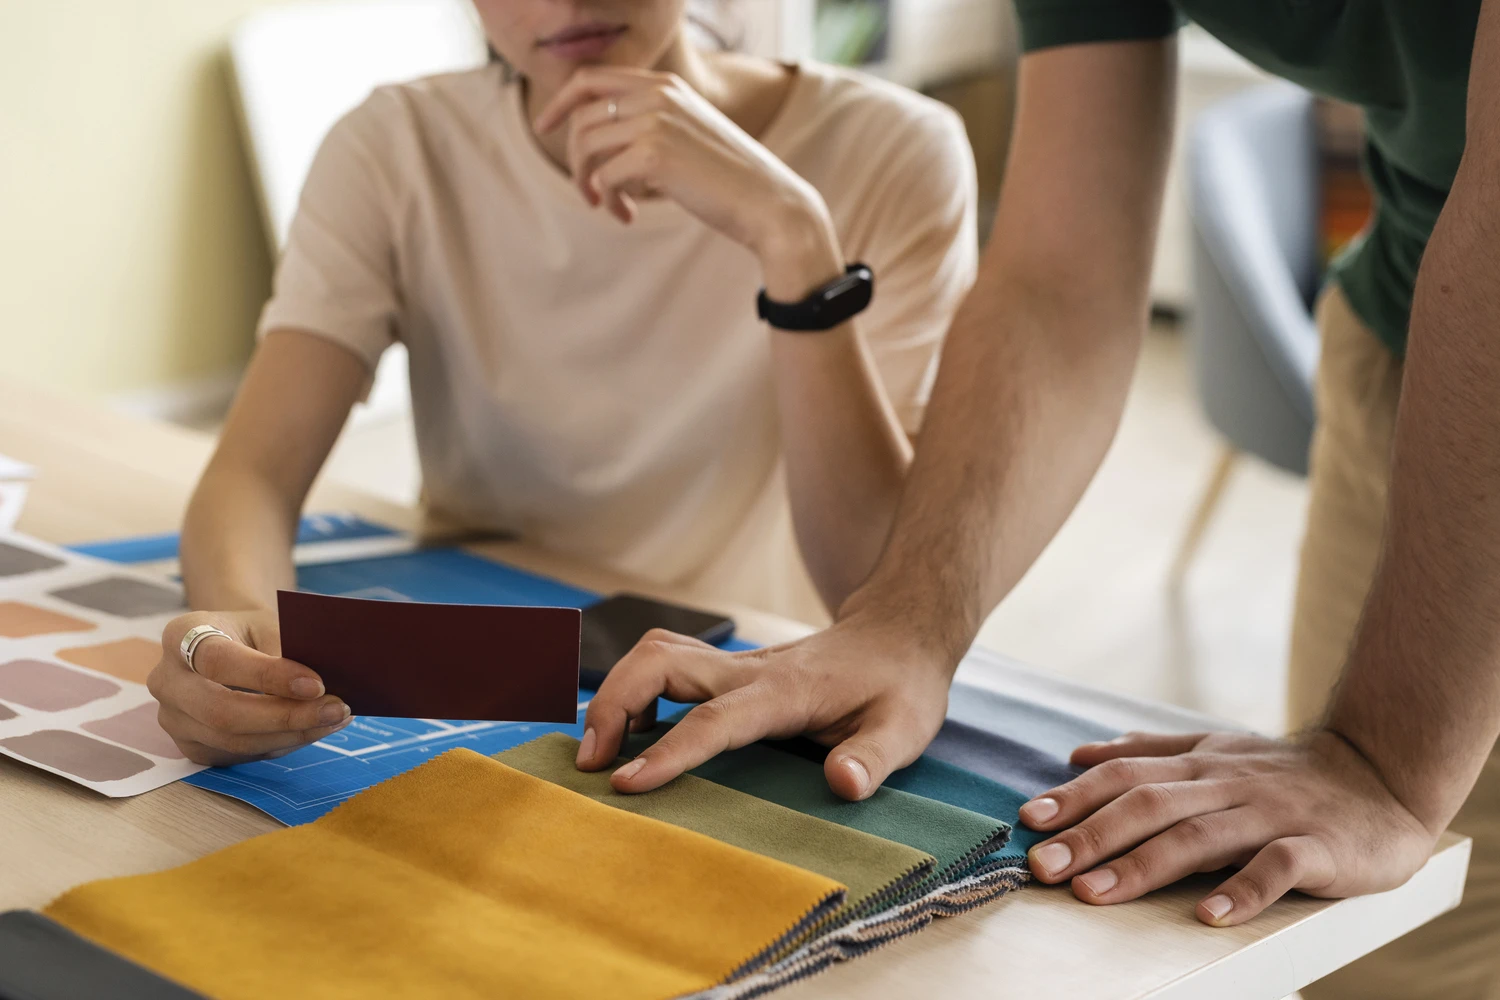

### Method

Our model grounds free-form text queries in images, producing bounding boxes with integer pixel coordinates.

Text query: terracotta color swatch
[47,749,846,999]
[0,541,63,577]
[82,703,183,759]
[1,730,153,782]
[0,601,96,639]
[57,638,160,684]
[278,590,580,721]
[50,577,185,619]
[0,659,119,711]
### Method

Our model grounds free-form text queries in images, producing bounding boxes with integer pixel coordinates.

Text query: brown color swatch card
[277,591,581,722]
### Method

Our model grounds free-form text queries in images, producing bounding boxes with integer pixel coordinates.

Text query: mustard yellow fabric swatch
[499,734,935,922]
[46,749,845,1000]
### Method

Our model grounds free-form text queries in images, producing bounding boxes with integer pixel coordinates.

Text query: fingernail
[1202,894,1234,922]
[290,677,323,698]
[1022,796,1059,824]
[577,728,596,765]
[1032,842,1073,877]
[1076,868,1118,896]
[319,702,349,725]
[840,757,870,797]
[613,757,646,782]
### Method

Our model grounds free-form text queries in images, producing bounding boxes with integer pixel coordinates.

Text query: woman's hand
[534,66,843,299]
[148,609,352,767]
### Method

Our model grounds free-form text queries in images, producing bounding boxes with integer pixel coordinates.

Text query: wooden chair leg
[1169,445,1239,591]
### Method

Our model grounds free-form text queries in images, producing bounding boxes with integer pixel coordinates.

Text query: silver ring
[180,625,233,675]
[607,100,618,122]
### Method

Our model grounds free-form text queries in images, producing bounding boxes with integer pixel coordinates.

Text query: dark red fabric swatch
[277,591,580,722]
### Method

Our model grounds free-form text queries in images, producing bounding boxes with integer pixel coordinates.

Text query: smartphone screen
[579,593,735,690]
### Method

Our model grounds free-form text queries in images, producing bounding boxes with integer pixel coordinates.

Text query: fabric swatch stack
[31,703,1096,1000]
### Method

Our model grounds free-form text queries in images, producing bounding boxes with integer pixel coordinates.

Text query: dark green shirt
[1013,0,1482,356]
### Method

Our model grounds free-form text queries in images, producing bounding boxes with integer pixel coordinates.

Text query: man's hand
[1019,730,1437,925]
[575,615,955,800]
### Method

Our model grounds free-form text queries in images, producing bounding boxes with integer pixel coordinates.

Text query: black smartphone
[579,593,735,690]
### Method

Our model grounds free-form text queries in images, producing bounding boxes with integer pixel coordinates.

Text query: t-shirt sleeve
[256,91,403,380]
[851,103,978,435]
[1013,0,1182,53]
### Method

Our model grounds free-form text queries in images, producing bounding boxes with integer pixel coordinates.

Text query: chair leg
[1169,445,1239,591]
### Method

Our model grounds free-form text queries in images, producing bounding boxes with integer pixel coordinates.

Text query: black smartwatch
[756,263,874,332]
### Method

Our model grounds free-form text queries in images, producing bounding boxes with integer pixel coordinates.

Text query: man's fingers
[610,683,782,793]
[1028,779,1239,883]
[1070,731,1207,767]
[186,633,326,700]
[1020,753,1197,831]
[1197,836,1336,926]
[580,630,747,769]
[825,716,927,802]
[1066,806,1265,904]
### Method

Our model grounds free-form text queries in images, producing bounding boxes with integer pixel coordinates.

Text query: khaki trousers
[1289,286,1500,999]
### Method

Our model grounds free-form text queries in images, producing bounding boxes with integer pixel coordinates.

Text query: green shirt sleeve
[1013,0,1183,53]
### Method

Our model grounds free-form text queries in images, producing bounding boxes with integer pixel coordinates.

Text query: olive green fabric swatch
[496,734,935,922]
[624,726,1010,906]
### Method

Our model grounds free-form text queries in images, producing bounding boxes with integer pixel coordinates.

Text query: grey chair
[1172,83,1322,582]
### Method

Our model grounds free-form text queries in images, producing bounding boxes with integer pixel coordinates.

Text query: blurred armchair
[1172,83,1322,583]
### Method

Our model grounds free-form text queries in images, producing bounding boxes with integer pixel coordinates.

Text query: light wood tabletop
[0,377,1470,999]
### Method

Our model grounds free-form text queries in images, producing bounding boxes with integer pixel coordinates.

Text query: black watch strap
[756,263,874,332]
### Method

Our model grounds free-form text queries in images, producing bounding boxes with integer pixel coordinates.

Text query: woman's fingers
[534,65,669,132]
[580,630,753,771]
[184,631,326,700]
[568,114,654,203]
[159,703,353,765]
[166,672,349,736]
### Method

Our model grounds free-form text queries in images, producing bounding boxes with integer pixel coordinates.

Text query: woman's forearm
[178,329,371,614]
[759,220,913,613]
[180,461,300,613]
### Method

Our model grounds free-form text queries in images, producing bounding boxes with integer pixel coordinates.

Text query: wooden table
[0,378,1470,999]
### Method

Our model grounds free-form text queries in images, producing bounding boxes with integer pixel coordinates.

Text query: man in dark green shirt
[582,3,1500,994]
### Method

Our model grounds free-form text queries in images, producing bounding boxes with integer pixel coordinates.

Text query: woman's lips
[538,23,627,61]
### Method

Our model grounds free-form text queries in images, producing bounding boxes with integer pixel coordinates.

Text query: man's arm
[1015,0,1500,926]
[578,39,1176,796]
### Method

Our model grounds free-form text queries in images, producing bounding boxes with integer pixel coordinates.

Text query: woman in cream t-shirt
[146,0,976,764]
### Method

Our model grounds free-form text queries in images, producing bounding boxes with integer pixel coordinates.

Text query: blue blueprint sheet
[75,519,736,825]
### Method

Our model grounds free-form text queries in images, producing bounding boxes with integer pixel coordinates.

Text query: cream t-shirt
[259,60,977,624]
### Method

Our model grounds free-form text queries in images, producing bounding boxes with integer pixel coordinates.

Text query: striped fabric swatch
[45,749,846,1000]
[696,864,1031,1000]
[498,733,936,923]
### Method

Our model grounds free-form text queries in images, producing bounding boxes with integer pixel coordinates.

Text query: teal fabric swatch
[625,726,1009,904]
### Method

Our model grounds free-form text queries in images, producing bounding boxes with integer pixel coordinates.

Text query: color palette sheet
[0,532,203,796]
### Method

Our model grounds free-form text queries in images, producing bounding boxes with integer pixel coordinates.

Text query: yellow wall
[0,1,309,397]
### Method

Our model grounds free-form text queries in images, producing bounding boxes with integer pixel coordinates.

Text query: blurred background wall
[0,1,308,409]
